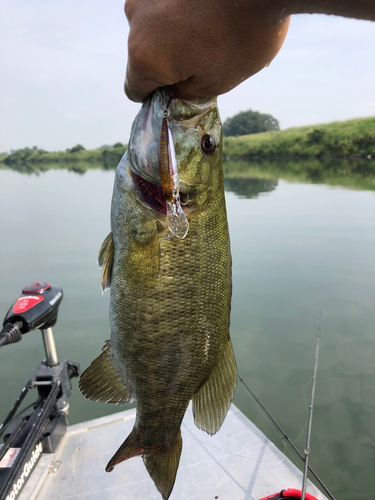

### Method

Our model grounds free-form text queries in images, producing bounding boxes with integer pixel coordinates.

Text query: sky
[0,0,374,152]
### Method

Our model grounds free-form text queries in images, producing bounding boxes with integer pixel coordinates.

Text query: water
[0,162,374,499]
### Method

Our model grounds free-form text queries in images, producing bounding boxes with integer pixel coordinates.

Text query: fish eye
[201,134,217,155]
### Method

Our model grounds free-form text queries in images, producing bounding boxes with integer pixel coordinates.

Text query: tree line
[223,110,280,136]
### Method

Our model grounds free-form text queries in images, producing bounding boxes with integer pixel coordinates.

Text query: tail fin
[143,432,182,500]
[106,429,182,500]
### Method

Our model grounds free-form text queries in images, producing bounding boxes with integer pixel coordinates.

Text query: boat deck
[20,404,327,500]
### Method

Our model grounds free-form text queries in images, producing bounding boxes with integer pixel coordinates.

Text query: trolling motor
[0,282,80,500]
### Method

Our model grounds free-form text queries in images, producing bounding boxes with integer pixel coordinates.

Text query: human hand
[124,0,290,102]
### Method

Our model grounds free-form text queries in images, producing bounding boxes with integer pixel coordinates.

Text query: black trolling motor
[0,282,80,500]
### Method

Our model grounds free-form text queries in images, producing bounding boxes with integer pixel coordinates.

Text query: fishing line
[166,93,173,109]
[291,378,312,446]
[181,431,284,464]
[283,443,303,470]
[237,373,337,500]
[235,379,290,447]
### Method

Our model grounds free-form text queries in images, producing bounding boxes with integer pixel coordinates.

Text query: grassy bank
[1,117,374,168]
[223,117,375,158]
[0,145,127,170]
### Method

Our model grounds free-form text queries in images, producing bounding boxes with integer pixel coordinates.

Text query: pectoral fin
[79,340,133,405]
[98,232,114,292]
[192,338,237,435]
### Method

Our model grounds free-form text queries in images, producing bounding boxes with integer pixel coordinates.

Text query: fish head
[128,88,222,215]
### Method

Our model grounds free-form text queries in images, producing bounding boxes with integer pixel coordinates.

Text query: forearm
[281,0,375,21]
[124,0,374,103]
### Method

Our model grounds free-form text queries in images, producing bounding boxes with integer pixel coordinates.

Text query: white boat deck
[20,404,327,500]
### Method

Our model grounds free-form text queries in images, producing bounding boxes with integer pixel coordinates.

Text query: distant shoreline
[0,145,127,169]
[1,117,374,168]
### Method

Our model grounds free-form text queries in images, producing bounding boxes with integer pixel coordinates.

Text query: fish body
[79,89,237,499]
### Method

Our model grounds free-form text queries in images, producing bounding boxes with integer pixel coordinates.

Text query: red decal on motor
[13,295,44,313]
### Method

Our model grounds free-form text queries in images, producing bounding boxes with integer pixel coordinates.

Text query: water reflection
[3,157,374,192]
[0,166,374,500]
[223,158,375,191]
[224,177,278,199]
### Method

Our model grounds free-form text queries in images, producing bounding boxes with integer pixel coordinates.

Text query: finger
[124,55,163,102]
[124,37,181,102]
[124,74,157,103]
[167,83,201,101]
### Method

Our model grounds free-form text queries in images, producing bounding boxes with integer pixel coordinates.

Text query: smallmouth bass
[79,89,237,500]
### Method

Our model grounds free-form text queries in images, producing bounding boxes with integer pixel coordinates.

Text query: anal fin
[79,340,133,405]
[192,338,237,435]
[98,232,114,292]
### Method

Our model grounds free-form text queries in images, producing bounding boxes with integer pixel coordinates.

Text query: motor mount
[0,281,80,500]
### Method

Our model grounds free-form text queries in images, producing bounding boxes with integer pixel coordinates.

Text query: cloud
[0,5,374,151]
[219,15,375,129]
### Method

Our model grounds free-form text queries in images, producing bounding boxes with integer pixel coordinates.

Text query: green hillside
[223,117,375,158]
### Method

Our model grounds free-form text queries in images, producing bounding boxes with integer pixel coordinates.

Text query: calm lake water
[0,162,374,499]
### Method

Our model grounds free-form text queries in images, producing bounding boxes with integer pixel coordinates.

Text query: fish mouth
[130,169,166,215]
[130,169,190,216]
[128,89,194,216]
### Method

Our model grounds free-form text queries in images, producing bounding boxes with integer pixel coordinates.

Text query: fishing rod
[237,367,336,500]
[301,337,320,500]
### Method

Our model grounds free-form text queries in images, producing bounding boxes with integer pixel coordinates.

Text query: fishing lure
[159,110,189,239]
